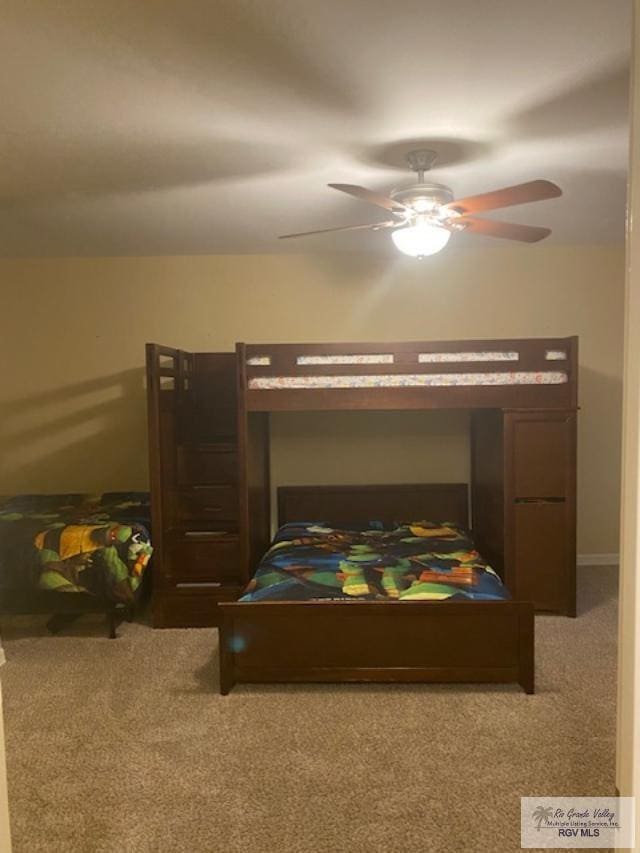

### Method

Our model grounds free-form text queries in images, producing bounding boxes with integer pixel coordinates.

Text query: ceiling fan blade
[446,180,562,215]
[279,221,396,239]
[457,216,551,243]
[328,183,408,213]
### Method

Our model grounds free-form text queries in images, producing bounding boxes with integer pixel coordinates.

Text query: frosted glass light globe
[391,222,451,258]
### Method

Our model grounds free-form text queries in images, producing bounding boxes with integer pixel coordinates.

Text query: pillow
[272,520,389,544]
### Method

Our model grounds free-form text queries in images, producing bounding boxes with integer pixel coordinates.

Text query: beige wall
[616,0,640,835]
[0,246,624,553]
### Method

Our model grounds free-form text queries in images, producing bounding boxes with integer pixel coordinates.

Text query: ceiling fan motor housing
[390,182,455,213]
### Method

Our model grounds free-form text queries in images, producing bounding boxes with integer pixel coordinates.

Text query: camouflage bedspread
[0,492,152,604]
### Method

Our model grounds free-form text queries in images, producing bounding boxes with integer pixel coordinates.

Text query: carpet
[0,566,618,853]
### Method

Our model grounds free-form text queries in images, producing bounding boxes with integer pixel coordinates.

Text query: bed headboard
[277,483,469,529]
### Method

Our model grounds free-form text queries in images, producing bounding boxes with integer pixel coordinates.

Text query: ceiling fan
[279,149,562,258]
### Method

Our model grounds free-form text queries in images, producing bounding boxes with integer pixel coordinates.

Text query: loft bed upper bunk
[238,336,578,412]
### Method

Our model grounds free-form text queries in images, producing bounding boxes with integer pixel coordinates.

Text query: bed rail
[239,337,578,411]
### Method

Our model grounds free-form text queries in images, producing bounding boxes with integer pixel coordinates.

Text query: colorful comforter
[0,492,152,604]
[239,521,508,602]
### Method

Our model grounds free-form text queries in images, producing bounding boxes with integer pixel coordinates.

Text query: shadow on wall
[0,368,148,494]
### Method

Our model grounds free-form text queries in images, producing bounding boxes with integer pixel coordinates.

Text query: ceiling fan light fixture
[412,197,437,213]
[391,220,451,258]
[281,163,561,248]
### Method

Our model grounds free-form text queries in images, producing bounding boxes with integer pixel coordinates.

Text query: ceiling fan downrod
[405,148,438,183]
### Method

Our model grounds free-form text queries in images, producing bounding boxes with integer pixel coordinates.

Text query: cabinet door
[512,502,570,611]
[504,410,577,615]
[177,446,238,486]
[509,411,576,498]
[168,537,240,584]
[176,485,238,524]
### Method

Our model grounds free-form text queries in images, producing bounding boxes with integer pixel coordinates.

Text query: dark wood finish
[166,535,240,584]
[511,417,571,498]
[148,336,578,639]
[177,445,237,485]
[187,353,237,444]
[236,343,251,585]
[146,344,244,627]
[327,183,407,213]
[174,485,238,523]
[146,343,184,627]
[471,407,577,614]
[243,337,578,413]
[246,412,271,577]
[470,410,505,577]
[219,599,534,695]
[155,585,242,629]
[447,180,562,216]
[146,343,181,614]
[512,502,569,611]
[277,483,469,528]
[219,481,533,694]
[458,217,550,243]
[246,384,573,412]
[236,343,272,585]
[504,410,577,615]
[245,337,573,366]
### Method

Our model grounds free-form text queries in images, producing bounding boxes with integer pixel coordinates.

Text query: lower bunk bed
[219,484,534,694]
[0,492,153,637]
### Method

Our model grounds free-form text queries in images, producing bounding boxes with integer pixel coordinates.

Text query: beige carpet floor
[0,566,618,853]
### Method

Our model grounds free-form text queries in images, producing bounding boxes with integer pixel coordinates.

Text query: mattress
[0,492,152,604]
[248,371,567,389]
[239,520,508,602]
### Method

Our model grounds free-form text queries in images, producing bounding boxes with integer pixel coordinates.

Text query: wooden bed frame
[146,335,576,631]
[218,483,534,695]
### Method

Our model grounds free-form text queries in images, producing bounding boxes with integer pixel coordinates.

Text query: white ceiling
[0,0,631,257]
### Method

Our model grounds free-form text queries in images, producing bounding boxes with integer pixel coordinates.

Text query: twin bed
[0,492,153,636]
[218,484,534,695]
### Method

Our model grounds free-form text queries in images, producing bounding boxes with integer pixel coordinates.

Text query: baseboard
[577,553,620,567]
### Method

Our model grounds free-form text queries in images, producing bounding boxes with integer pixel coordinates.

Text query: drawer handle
[184,531,229,538]
[515,497,565,504]
[203,506,223,513]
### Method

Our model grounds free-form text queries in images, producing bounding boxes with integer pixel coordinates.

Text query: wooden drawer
[180,403,237,447]
[176,485,237,522]
[177,446,237,486]
[168,536,240,583]
[511,501,570,612]
[153,584,241,628]
[509,413,575,498]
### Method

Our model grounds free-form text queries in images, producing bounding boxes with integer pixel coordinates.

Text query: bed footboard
[218,600,534,695]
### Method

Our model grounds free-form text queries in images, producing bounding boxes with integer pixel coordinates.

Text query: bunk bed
[146,336,578,694]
